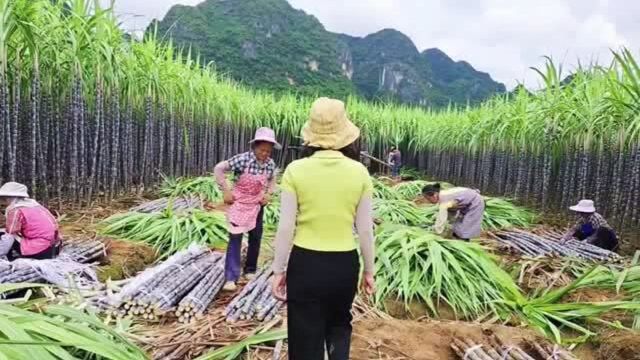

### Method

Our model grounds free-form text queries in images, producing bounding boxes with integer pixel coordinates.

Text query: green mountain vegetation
[151,0,506,107]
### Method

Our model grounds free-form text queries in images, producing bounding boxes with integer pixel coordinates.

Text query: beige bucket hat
[301,97,360,150]
[0,182,29,198]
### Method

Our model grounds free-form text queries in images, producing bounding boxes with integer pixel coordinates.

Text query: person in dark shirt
[388,147,402,180]
[561,199,618,251]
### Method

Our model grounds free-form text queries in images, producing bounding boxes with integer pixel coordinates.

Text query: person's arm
[434,201,456,234]
[271,191,298,274]
[355,195,375,274]
[562,219,581,241]
[267,168,278,195]
[214,161,232,191]
[5,208,22,235]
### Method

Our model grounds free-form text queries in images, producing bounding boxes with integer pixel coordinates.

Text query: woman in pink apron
[0,182,61,260]
[214,127,280,291]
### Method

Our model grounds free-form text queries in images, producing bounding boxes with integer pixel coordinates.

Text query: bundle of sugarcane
[0,260,42,284]
[225,266,283,323]
[451,336,578,360]
[176,259,226,323]
[100,209,227,258]
[107,245,209,317]
[129,196,204,213]
[133,253,222,319]
[59,239,106,263]
[0,258,99,295]
[492,229,620,262]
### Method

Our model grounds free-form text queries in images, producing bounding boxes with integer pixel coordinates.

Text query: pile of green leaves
[0,285,146,360]
[263,194,281,228]
[195,329,287,360]
[507,268,640,343]
[160,176,223,203]
[393,180,453,201]
[374,225,522,318]
[372,178,401,201]
[483,197,536,230]
[100,209,228,257]
[373,199,424,226]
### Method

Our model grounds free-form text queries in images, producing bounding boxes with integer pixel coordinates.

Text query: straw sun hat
[570,199,596,213]
[0,182,29,198]
[301,97,360,150]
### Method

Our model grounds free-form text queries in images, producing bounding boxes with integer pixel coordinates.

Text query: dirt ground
[351,318,598,360]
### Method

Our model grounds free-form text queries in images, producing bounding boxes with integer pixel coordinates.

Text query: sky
[108,0,638,89]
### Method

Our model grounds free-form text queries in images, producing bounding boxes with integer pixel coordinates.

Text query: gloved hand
[434,223,445,234]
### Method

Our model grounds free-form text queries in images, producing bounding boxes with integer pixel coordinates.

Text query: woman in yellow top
[271,98,376,360]
[422,183,485,241]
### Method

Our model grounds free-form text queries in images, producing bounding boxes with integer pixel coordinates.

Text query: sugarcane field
[1,1,640,360]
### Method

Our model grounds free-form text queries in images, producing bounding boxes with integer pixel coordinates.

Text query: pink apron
[227,168,269,235]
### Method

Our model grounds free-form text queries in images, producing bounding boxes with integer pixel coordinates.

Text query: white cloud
[109,0,637,89]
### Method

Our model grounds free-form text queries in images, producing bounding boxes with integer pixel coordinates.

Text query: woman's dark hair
[301,142,360,161]
[422,183,441,196]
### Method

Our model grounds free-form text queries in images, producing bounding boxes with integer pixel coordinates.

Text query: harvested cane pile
[451,335,578,360]
[492,229,620,262]
[176,259,226,324]
[225,266,284,323]
[105,245,225,320]
[129,196,204,214]
[0,239,105,291]
[59,238,107,263]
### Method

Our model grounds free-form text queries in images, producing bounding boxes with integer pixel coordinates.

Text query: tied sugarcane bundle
[160,176,224,203]
[107,244,209,317]
[111,252,218,321]
[139,253,222,318]
[225,265,284,323]
[99,209,227,258]
[130,196,204,214]
[58,239,106,263]
[492,229,620,262]
[175,257,226,323]
[0,258,99,298]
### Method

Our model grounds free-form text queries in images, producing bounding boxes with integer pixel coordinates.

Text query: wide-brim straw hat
[301,97,360,150]
[249,127,282,150]
[570,199,596,213]
[0,182,29,198]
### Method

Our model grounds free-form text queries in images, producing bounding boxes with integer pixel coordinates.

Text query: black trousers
[7,240,60,261]
[574,227,619,252]
[226,206,264,281]
[286,246,359,360]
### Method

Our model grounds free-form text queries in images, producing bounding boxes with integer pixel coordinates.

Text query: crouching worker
[422,184,485,241]
[561,200,618,251]
[0,182,60,260]
[214,127,280,291]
